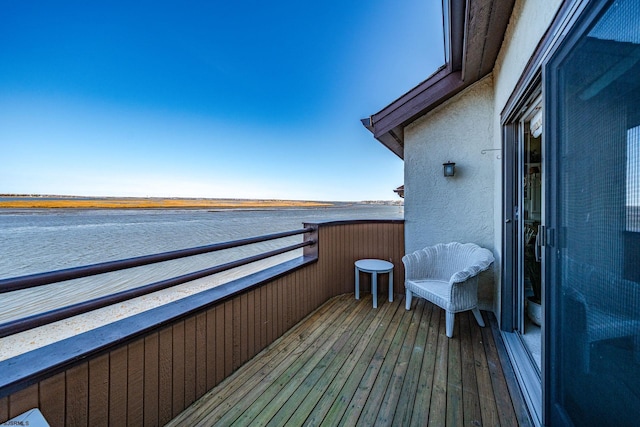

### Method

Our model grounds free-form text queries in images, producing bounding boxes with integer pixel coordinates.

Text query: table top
[355,259,394,271]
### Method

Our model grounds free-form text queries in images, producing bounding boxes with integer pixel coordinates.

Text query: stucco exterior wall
[493,0,563,109]
[404,76,495,310]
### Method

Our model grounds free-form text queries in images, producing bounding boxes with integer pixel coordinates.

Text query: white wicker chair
[402,242,495,338]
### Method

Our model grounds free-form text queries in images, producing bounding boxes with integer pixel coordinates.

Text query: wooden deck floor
[168,294,531,426]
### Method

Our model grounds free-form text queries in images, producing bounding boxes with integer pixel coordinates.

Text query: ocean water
[0,205,403,322]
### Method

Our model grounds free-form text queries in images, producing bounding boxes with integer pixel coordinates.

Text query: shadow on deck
[169,294,531,426]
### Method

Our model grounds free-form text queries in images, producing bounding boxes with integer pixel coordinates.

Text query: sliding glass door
[546,0,640,424]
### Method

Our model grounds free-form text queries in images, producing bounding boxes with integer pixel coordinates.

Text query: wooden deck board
[193,298,351,426]
[168,294,529,427]
[376,298,425,425]
[354,305,414,426]
[295,298,396,426]
[460,307,482,427]
[429,310,449,426]
[330,300,404,426]
[175,297,345,426]
[410,298,440,427]
[446,316,463,427]
[264,299,374,426]
[242,297,370,426]
[471,311,500,426]
[394,300,432,425]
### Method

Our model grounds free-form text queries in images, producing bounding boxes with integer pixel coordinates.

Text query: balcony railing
[0,219,405,426]
[0,227,315,338]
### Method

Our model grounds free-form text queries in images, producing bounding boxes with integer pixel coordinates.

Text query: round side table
[355,259,394,308]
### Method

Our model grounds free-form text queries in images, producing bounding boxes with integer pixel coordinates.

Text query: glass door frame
[518,95,544,343]
[501,82,544,426]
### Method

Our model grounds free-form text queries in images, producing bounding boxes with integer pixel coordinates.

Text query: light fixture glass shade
[443,161,456,177]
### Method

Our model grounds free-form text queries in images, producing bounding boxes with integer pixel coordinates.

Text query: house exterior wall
[404,76,495,310]
[403,0,564,315]
[493,0,563,107]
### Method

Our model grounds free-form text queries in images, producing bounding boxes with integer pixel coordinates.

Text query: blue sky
[1,1,444,201]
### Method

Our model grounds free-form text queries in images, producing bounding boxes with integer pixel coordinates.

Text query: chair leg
[472,307,485,327]
[405,289,412,310]
[446,311,455,338]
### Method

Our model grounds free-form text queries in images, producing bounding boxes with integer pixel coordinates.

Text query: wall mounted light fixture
[443,161,456,177]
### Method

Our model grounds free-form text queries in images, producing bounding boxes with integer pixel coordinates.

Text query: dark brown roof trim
[371,70,465,138]
[363,0,515,159]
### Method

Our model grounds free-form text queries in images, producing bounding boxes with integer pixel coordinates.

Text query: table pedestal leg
[372,272,378,308]
[355,266,360,300]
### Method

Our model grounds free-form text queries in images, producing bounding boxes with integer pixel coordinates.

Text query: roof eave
[362,0,515,160]
[361,118,404,158]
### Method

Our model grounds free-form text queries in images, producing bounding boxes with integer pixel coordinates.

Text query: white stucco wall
[493,0,563,109]
[404,76,495,310]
